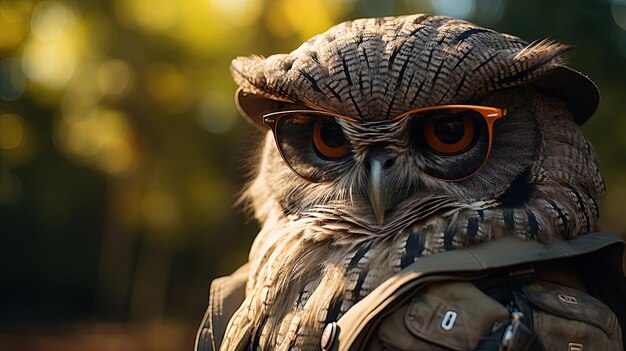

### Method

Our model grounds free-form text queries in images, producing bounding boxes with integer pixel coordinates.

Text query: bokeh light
[267,0,335,39]
[97,59,131,97]
[196,91,238,134]
[211,0,264,27]
[0,113,24,149]
[0,1,33,51]
[144,62,193,113]
[30,1,76,41]
[0,113,36,168]
[612,4,626,30]
[21,37,78,88]
[472,0,504,25]
[431,0,475,19]
[0,57,27,101]
[114,0,179,32]
[360,0,396,17]
[55,107,137,174]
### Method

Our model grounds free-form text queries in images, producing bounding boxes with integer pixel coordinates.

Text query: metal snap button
[558,294,578,305]
[321,321,338,350]
[441,310,458,330]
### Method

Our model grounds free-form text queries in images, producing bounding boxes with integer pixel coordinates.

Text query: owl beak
[368,158,386,225]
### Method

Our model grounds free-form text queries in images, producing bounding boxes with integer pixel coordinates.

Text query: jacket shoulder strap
[195,264,249,351]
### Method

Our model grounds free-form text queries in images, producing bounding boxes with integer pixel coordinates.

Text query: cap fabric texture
[232,14,599,126]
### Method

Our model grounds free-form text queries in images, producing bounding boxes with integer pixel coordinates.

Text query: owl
[219,14,605,350]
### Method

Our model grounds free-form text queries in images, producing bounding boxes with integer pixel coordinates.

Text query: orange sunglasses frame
[262,105,507,183]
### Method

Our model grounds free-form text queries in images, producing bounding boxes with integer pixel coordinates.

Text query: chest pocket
[524,281,623,351]
[376,279,624,351]
[377,281,510,350]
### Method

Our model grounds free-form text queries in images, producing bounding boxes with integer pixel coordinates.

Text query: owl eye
[313,120,350,158]
[422,112,477,154]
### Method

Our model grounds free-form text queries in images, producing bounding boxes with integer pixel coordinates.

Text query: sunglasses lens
[273,112,351,182]
[269,106,499,183]
[410,107,491,180]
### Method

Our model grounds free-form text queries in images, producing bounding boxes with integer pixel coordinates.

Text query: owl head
[232,14,604,243]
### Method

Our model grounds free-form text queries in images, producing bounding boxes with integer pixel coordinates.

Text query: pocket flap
[523,281,620,338]
[400,281,509,350]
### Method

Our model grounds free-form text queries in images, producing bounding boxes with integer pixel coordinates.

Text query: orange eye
[313,120,350,158]
[423,115,476,154]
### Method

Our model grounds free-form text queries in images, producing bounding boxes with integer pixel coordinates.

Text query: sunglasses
[263,105,506,183]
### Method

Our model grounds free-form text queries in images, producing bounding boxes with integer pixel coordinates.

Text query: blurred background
[0,0,624,350]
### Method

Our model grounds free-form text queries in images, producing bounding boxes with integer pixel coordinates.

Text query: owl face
[234,14,602,239]
[252,86,542,226]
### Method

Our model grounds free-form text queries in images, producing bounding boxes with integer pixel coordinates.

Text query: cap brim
[530,66,599,125]
[236,88,306,129]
